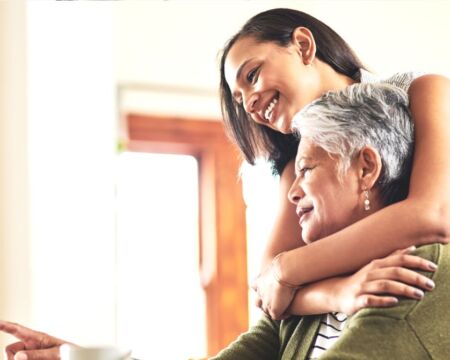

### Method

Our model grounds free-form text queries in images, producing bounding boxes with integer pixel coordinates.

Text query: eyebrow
[236,58,254,83]
[295,156,313,171]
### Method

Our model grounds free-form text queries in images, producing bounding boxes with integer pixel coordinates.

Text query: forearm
[280,198,448,286]
[260,160,305,270]
[289,276,344,315]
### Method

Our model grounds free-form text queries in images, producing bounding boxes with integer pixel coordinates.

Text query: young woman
[220,7,450,319]
[210,83,448,360]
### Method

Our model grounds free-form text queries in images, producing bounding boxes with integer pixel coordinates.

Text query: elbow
[416,202,450,245]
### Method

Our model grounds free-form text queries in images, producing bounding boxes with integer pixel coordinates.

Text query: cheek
[326,190,361,226]
[312,189,348,227]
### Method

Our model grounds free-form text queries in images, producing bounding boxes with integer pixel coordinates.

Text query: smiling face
[287,139,366,243]
[224,36,323,134]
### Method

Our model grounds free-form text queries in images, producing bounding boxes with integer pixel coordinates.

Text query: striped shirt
[308,312,348,359]
[359,69,421,93]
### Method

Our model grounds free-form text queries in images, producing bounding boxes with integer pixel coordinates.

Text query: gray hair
[292,83,414,206]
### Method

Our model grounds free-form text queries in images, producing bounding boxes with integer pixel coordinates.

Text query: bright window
[241,160,280,326]
[115,152,206,360]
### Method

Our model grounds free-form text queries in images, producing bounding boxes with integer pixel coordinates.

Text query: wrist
[328,277,347,312]
[273,252,301,289]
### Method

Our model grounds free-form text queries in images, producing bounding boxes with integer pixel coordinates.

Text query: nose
[244,92,259,114]
[288,176,304,205]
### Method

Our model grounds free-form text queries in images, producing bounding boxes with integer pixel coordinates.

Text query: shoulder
[407,74,450,113]
[359,68,429,92]
[339,244,450,358]
[408,73,450,94]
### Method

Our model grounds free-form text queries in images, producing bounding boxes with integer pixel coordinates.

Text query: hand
[251,253,299,320]
[334,247,437,315]
[0,320,72,360]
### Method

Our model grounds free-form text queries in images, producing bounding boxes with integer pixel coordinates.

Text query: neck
[316,60,357,94]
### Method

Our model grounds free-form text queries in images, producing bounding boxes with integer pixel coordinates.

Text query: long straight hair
[219,8,365,175]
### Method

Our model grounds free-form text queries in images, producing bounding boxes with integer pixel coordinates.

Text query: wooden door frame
[125,114,248,356]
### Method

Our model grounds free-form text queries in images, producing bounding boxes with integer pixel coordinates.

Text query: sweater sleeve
[209,315,280,360]
[319,244,448,360]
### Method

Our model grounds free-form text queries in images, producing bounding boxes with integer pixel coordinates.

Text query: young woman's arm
[254,75,450,319]
[258,160,305,270]
[288,247,436,316]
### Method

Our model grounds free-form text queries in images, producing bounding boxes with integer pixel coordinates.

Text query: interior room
[1,0,449,359]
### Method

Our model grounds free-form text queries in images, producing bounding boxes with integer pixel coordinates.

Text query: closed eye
[299,167,313,177]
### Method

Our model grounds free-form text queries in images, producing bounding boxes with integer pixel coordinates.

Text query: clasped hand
[251,247,437,320]
[251,253,298,320]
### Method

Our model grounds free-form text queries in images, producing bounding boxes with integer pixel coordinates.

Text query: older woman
[211,83,449,359]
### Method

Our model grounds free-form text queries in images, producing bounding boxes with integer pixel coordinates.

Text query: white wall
[26,1,117,345]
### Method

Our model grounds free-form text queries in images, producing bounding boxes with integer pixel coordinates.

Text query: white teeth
[264,97,278,121]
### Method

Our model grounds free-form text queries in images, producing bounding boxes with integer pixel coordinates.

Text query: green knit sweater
[211,244,450,360]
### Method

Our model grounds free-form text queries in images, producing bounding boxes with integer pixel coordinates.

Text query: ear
[291,27,316,65]
[357,146,382,189]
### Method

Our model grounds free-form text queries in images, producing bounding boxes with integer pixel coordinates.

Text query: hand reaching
[334,247,437,315]
[0,320,72,360]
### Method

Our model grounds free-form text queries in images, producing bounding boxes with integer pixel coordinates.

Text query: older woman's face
[224,36,323,134]
[288,139,365,243]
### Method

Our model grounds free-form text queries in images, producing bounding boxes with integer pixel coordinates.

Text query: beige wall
[116,0,450,117]
[0,0,31,347]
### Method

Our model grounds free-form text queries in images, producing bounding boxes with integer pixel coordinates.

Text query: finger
[356,294,399,311]
[254,297,262,309]
[269,308,282,321]
[0,321,28,340]
[267,305,276,320]
[15,347,61,360]
[267,302,283,320]
[369,254,437,272]
[260,306,270,318]
[389,246,416,256]
[260,298,274,319]
[367,267,435,291]
[5,342,26,360]
[361,279,426,300]
[0,321,41,343]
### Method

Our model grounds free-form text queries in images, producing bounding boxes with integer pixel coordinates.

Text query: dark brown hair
[219,8,365,175]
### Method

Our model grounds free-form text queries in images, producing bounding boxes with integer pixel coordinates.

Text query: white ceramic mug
[59,344,132,360]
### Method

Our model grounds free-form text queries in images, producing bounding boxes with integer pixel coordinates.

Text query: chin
[274,118,292,134]
[305,237,320,244]
[279,124,292,134]
[302,224,332,243]
[301,231,319,244]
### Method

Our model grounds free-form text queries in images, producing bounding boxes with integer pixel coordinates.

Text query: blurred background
[1,0,449,359]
